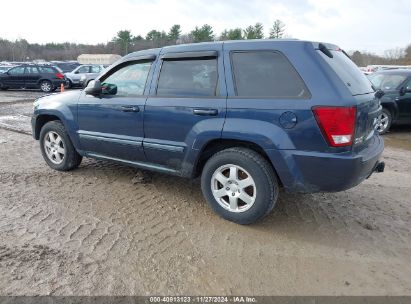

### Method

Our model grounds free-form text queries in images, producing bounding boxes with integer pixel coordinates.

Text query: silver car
[65,64,106,88]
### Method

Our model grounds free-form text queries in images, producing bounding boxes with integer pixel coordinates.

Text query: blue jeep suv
[32,40,384,224]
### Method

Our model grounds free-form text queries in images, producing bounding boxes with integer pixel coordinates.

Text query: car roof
[125,39,339,60]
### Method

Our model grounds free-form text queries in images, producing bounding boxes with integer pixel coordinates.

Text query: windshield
[368,73,407,91]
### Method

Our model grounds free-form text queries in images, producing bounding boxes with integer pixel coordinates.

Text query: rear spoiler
[313,42,351,59]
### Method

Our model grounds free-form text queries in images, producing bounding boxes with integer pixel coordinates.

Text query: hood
[34,90,82,109]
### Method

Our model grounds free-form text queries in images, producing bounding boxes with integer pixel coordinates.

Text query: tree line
[1,20,410,66]
[0,20,286,61]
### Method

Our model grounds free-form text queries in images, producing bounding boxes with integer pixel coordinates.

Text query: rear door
[24,66,41,88]
[144,45,227,171]
[397,77,411,119]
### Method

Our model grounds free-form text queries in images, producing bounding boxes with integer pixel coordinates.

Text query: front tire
[376,108,392,134]
[0,82,8,90]
[39,121,82,171]
[201,147,279,224]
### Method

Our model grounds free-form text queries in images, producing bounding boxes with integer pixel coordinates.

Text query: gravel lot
[0,91,410,295]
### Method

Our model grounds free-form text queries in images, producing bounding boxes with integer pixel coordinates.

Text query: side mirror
[84,80,102,96]
[374,89,385,99]
[399,86,411,96]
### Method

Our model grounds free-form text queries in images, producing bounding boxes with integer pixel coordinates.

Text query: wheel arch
[381,100,399,121]
[192,138,283,186]
[34,114,62,140]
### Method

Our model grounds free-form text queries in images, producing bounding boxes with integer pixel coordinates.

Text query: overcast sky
[1,0,410,54]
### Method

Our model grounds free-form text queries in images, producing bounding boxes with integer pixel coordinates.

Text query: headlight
[33,100,39,112]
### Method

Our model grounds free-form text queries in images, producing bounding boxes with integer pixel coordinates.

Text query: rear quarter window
[317,50,374,96]
[231,51,310,98]
[38,67,56,74]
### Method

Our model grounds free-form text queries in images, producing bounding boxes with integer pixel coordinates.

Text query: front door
[144,45,227,172]
[77,59,154,162]
[397,77,411,119]
[4,66,26,88]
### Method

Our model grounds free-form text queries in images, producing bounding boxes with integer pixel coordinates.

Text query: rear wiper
[319,43,333,58]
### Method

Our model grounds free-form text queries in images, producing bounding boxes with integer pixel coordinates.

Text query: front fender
[380,95,399,120]
[33,91,81,149]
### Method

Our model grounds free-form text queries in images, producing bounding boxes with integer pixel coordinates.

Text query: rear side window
[157,58,218,97]
[318,50,374,95]
[38,67,55,74]
[25,67,39,74]
[231,51,309,98]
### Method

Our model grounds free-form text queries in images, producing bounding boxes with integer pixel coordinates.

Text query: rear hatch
[316,44,380,147]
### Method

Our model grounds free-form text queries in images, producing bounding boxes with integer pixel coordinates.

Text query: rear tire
[201,147,279,224]
[376,108,392,134]
[40,80,52,93]
[39,121,82,171]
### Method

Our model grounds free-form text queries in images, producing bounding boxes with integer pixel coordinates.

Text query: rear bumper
[51,79,67,87]
[266,135,384,193]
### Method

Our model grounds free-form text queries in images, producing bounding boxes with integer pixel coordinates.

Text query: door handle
[193,108,218,116]
[121,106,140,112]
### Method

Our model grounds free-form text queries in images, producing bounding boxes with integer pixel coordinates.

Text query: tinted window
[157,58,218,97]
[101,61,151,97]
[318,50,374,95]
[38,67,55,74]
[91,66,101,73]
[231,52,309,98]
[369,73,407,91]
[8,66,25,75]
[25,66,39,74]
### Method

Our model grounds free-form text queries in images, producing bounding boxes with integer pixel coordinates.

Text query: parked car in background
[65,64,106,88]
[79,65,108,88]
[0,64,67,92]
[31,40,384,224]
[368,69,411,134]
[50,61,80,73]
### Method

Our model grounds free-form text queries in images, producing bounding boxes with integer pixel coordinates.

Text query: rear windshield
[317,50,374,96]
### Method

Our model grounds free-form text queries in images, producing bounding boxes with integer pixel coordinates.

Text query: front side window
[231,51,309,98]
[77,66,90,74]
[100,61,152,97]
[8,66,25,75]
[369,73,407,91]
[91,66,101,73]
[157,58,218,97]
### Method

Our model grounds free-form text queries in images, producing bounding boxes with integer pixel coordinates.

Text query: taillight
[312,106,357,147]
[56,73,64,79]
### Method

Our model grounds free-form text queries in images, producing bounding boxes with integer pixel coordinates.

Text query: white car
[65,65,106,88]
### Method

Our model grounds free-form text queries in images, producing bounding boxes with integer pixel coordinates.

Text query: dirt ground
[0,91,410,295]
